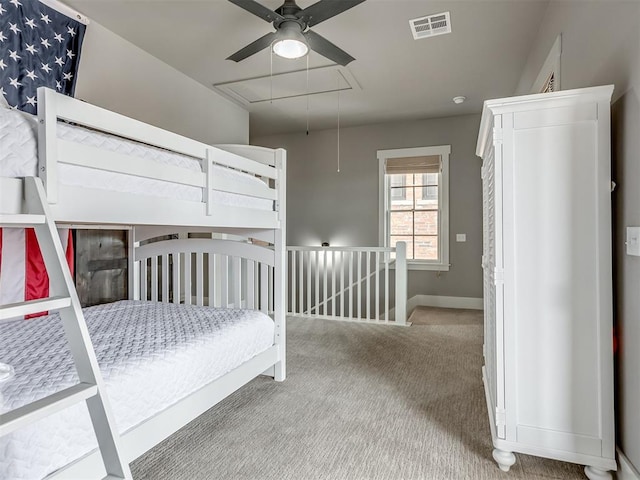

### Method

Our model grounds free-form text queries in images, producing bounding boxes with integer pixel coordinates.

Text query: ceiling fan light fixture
[272,21,308,59]
[273,38,308,59]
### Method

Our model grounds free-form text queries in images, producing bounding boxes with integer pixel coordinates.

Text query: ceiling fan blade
[227,31,278,62]
[298,0,366,27]
[304,30,355,66]
[227,0,284,23]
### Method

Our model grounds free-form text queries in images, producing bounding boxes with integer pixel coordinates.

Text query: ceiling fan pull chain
[337,72,341,173]
[306,54,310,135]
[270,44,273,104]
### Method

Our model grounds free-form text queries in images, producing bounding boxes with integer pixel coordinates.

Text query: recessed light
[453,96,466,104]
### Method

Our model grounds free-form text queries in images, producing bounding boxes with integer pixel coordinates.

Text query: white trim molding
[618,448,640,480]
[407,294,483,312]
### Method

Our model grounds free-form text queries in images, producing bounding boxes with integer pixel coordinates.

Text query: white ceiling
[66,0,550,137]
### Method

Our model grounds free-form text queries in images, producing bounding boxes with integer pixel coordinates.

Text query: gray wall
[253,114,483,300]
[75,22,249,145]
[516,0,640,472]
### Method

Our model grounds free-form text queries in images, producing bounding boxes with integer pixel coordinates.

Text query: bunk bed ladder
[0,177,132,480]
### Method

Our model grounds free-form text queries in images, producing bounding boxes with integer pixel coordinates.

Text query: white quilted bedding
[0,300,275,480]
[0,106,272,210]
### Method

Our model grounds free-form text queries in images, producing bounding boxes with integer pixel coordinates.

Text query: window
[378,146,450,271]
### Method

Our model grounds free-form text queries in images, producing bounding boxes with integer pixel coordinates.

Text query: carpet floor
[131,309,586,480]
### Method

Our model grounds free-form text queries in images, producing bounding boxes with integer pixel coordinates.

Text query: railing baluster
[366,251,371,321]
[384,251,389,322]
[291,251,296,314]
[322,250,328,316]
[314,251,320,317]
[349,251,353,320]
[331,251,336,318]
[340,251,345,320]
[375,251,380,321]
[298,251,303,316]
[357,251,362,320]
[306,251,311,316]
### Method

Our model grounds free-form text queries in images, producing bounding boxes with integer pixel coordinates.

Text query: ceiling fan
[226,0,366,66]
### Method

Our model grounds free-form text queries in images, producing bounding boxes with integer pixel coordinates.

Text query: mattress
[0,300,275,480]
[0,106,273,210]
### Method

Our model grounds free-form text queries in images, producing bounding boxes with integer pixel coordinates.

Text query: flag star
[9,50,21,61]
[9,77,22,89]
[53,33,64,43]
[0,3,6,14]
[55,80,62,91]
[9,0,21,7]
[67,26,76,37]
[9,22,20,34]
[63,71,73,81]
[0,31,6,42]
[25,44,38,55]
[0,87,5,97]
[54,56,64,66]
[26,96,37,106]
[40,37,51,48]
[25,69,38,80]
[25,17,37,29]
[66,49,75,59]
[40,13,51,24]
[0,59,6,70]
[41,62,51,73]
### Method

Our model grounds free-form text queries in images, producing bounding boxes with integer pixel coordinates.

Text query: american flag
[0,0,86,114]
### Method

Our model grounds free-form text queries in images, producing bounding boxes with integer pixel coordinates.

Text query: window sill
[390,261,450,272]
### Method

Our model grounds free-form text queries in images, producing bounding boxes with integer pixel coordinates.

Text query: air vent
[409,12,451,40]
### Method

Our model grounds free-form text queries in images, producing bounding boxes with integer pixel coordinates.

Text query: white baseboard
[408,294,483,312]
[618,448,640,480]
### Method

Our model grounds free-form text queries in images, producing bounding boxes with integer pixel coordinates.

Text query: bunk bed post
[273,149,287,382]
[37,87,59,204]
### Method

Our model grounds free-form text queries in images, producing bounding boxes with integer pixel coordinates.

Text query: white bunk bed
[0,87,287,479]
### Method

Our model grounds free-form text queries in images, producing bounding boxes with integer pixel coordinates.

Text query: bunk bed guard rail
[35,87,285,229]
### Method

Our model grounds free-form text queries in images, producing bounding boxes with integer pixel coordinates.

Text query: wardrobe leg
[492,449,516,472]
[584,466,612,480]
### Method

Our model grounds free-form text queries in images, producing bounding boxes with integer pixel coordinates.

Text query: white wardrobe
[476,85,616,480]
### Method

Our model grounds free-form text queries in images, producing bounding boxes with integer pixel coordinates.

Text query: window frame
[378,145,451,271]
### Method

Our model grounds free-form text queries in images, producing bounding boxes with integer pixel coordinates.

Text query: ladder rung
[0,296,72,321]
[0,383,98,436]
[0,214,46,227]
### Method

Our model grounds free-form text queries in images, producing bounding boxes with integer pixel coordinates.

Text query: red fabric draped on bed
[0,228,74,318]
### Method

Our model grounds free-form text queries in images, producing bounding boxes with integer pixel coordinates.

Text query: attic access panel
[214,65,360,105]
